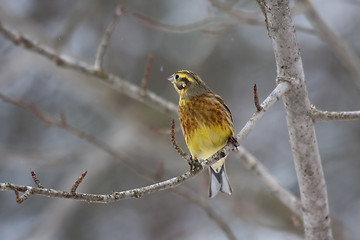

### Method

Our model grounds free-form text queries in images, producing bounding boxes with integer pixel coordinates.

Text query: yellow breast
[178,95,233,160]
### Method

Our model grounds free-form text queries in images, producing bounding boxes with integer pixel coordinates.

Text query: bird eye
[175,74,179,80]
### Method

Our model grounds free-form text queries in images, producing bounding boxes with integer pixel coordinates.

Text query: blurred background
[0,0,359,239]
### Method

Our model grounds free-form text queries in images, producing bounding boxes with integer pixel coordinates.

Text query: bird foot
[228,137,239,150]
[188,157,202,173]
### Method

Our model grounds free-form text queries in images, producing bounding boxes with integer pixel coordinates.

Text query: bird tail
[209,159,232,198]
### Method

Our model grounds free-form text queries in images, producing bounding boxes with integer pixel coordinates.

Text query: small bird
[168,70,237,197]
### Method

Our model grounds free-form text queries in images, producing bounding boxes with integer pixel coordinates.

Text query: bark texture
[257,1,333,239]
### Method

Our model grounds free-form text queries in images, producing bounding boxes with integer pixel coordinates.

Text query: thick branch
[257,0,333,239]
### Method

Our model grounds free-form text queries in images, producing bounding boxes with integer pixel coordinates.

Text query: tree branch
[234,147,302,217]
[0,95,235,239]
[94,1,126,70]
[0,143,234,203]
[30,168,45,189]
[70,170,88,193]
[236,81,290,142]
[141,53,153,91]
[0,18,303,224]
[257,0,333,239]
[310,105,360,123]
[133,13,234,34]
[170,119,190,161]
[209,0,316,35]
[302,0,360,88]
[0,92,234,202]
[253,84,262,111]
[170,187,236,240]
[0,21,177,117]
[0,80,287,203]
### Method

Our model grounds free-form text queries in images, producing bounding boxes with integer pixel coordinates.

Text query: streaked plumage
[168,70,235,197]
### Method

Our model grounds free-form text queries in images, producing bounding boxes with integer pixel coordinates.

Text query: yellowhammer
[168,70,237,197]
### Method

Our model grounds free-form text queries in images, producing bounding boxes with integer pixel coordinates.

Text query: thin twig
[30,168,44,189]
[70,171,88,193]
[141,53,153,91]
[236,82,290,142]
[94,1,126,70]
[253,84,262,111]
[170,119,190,161]
[310,105,360,123]
[14,189,33,204]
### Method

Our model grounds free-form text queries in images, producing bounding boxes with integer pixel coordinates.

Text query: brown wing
[214,94,233,122]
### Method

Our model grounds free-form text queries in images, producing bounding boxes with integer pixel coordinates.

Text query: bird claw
[228,137,239,150]
[188,157,202,173]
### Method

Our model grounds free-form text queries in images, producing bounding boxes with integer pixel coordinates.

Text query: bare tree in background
[0,0,360,239]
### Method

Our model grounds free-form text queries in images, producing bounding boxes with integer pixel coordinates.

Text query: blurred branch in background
[55,0,101,50]
[133,13,236,34]
[301,0,360,88]
[0,95,235,239]
[133,0,317,36]
[141,53,154,91]
[94,1,126,70]
[208,0,316,35]
[170,187,236,240]
[234,147,302,217]
[0,21,178,116]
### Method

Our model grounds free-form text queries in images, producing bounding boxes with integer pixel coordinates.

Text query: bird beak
[168,74,174,83]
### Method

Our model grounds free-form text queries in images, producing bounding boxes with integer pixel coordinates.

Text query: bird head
[168,70,211,99]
